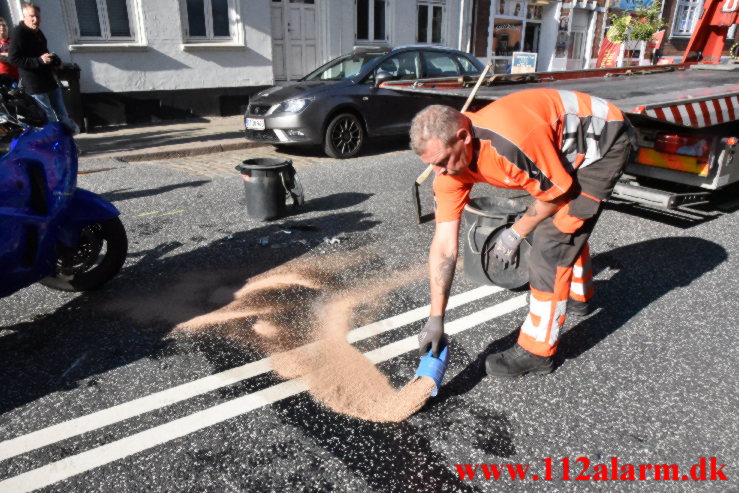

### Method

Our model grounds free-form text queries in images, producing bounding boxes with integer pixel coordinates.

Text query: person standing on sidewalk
[0,17,19,84]
[412,88,635,377]
[9,3,78,133]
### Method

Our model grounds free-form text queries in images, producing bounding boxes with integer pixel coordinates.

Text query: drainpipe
[459,0,467,51]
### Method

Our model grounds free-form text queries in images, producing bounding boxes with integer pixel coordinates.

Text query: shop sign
[511,52,538,73]
[612,0,654,10]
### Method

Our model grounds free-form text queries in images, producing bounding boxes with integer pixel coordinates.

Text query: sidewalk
[75,115,266,162]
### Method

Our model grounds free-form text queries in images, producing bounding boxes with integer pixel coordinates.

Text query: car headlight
[275,97,314,114]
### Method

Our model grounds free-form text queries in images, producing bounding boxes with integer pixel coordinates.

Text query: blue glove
[492,227,523,265]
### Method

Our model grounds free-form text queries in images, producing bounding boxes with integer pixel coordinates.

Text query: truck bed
[386,65,739,115]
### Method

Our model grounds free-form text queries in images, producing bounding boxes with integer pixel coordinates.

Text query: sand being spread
[174,257,437,422]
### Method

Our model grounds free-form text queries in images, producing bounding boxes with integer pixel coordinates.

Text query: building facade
[0,0,732,128]
[1,0,274,127]
[657,0,736,61]
[471,0,609,73]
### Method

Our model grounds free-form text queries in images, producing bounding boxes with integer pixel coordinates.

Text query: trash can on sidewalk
[55,63,84,132]
[462,196,533,289]
[235,158,304,221]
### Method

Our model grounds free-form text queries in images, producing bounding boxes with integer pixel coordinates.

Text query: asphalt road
[1,140,738,492]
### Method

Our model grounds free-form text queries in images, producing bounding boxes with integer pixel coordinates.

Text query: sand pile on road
[175,256,436,422]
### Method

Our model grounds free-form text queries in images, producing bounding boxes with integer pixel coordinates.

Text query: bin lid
[465,196,528,217]
[235,157,293,173]
[481,227,532,290]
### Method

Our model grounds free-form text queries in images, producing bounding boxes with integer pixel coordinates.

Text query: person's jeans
[32,86,78,133]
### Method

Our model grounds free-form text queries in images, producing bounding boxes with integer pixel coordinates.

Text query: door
[361,51,425,136]
[566,9,591,70]
[271,0,320,81]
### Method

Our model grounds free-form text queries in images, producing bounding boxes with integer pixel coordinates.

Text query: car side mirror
[374,70,393,88]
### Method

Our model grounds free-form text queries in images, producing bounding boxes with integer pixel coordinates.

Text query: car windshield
[302,52,386,81]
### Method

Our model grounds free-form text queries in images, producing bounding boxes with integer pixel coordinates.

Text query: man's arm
[511,194,569,237]
[9,31,41,69]
[429,219,461,316]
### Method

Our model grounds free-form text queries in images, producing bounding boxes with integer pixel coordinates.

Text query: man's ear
[457,127,472,145]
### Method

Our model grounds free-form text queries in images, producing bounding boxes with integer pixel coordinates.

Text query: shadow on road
[430,237,727,398]
[0,211,380,414]
[272,394,483,492]
[101,180,211,202]
[300,192,374,213]
[265,136,411,160]
[77,127,240,155]
[557,236,727,361]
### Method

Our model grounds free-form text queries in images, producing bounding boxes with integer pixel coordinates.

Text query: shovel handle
[416,164,434,185]
[461,60,493,113]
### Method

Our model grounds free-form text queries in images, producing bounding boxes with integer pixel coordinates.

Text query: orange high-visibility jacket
[433,88,628,223]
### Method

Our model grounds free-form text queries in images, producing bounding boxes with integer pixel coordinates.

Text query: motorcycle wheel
[41,217,128,292]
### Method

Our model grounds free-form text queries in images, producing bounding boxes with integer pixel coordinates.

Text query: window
[417,2,444,44]
[523,22,541,53]
[68,0,137,41]
[672,0,702,37]
[422,51,460,77]
[375,51,421,80]
[356,0,387,43]
[305,51,385,81]
[184,0,233,39]
[455,54,480,75]
[493,18,523,56]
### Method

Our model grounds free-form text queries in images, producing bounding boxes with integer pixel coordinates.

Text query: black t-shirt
[9,22,58,94]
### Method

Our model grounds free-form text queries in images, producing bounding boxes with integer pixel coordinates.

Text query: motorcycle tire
[41,217,128,292]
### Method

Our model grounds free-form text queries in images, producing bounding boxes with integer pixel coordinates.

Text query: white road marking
[0,286,501,462]
[0,293,527,493]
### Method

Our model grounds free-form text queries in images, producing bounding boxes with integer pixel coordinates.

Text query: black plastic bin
[235,158,304,221]
[462,196,533,290]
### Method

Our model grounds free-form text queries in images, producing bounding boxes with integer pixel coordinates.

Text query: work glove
[418,315,444,358]
[492,227,523,266]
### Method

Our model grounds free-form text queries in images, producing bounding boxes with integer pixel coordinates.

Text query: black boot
[567,299,592,316]
[485,343,553,377]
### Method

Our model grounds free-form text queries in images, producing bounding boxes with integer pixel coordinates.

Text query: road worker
[411,88,635,377]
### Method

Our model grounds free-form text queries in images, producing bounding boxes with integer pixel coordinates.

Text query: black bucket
[235,158,304,221]
[462,196,533,290]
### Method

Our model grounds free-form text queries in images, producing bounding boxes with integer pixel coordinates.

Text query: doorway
[270,0,320,81]
[566,8,591,70]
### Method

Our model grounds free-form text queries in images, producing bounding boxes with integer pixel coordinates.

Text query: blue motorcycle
[0,83,127,299]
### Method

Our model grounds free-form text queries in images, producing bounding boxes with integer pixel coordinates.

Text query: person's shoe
[485,343,553,377]
[568,299,592,316]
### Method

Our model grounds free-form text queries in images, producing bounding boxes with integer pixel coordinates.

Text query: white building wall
[6,0,474,96]
[9,0,274,94]
[317,0,467,69]
[323,0,354,61]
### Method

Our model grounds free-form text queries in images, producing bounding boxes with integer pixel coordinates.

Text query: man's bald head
[409,105,467,155]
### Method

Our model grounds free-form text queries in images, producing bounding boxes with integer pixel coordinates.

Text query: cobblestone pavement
[132,141,412,178]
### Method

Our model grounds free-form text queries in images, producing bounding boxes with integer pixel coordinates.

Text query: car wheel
[323,113,365,159]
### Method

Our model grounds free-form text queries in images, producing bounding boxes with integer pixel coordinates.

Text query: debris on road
[323,236,343,245]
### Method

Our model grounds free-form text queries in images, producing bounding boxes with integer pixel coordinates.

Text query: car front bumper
[244,112,322,145]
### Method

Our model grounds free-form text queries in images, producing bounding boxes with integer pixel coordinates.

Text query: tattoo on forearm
[435,253,456,298]
[525,204,538,217]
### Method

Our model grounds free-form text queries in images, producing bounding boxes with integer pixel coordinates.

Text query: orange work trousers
[518,132,632,357]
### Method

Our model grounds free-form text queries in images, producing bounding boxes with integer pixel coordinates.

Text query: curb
[80,140,268,163]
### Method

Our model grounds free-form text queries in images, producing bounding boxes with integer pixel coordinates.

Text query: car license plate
[245,118,265,130]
